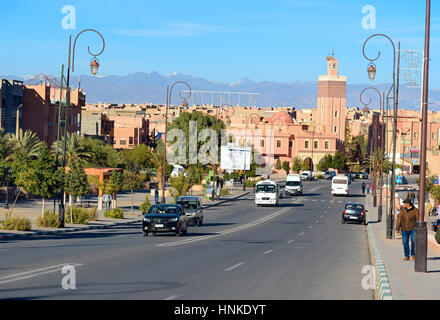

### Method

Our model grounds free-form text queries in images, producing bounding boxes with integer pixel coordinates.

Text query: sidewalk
[0,187,249,240]
[365,194,440,300]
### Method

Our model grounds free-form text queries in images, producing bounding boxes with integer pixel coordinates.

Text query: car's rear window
[345,204,364,210]
[333,179,347,184]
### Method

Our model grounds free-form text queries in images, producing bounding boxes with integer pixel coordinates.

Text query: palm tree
[0,129,15,160]
[51,132,92,166]
[364,147,391,173]
[14,129,43,159]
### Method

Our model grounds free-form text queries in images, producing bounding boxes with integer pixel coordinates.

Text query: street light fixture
[161,81,192,204]
[55,29,105,227]
[363,34,400,240]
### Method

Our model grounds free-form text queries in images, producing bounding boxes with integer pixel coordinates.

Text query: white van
[170,164,186,177]
[255,180,279,207]
[285,174,303,196]
[331,176,350,196]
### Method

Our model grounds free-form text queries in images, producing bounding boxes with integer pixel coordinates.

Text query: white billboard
[220,145,251,170]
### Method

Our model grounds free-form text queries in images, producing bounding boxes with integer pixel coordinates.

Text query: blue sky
[1,0,439,87]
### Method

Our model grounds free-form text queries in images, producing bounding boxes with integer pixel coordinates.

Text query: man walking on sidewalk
[396,198,418,261]
[362,183,366,195]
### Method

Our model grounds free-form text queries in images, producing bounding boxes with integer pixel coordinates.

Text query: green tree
[302,159,311,171]
[52,132,91,166]
[15,129,43,160]
[83,137,122,168]
[123,170,143,214]
[168,172,192,202]
[317,154,333,171]
[430,185,440,205]
[104,170,124,201]
[275,158,282,170]
[331,151,347,171]
[282,160,290,175]
[18,145,64,216]
[0,129,15,160]
[292,157,302,173]
[120,144,151,173]
[65,159,91,223]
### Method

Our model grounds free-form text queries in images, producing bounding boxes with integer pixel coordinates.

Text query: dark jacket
[396,205,418,232]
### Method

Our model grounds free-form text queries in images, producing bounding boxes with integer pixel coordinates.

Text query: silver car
[176,196,204,226]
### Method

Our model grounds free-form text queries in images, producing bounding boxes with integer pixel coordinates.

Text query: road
[0,179,373,300]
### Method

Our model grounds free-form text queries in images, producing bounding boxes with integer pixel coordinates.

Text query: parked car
[176,196,204,226]
[432,218,440,232]
[142,204,189,237]
[354,172,362,179]
[344,172,354,184]
[342,203,368,225]
[323,171,336,180]
[300,170,314,181]
[362,172,369,179]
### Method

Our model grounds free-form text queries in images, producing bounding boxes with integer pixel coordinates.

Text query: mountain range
[3,71,440,111]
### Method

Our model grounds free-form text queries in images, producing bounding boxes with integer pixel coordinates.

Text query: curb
[202,191,250,209]
[366,224,393,300]
[0,219,142,240]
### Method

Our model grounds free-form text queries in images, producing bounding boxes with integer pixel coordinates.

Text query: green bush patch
[36,210,61,228]
[104,208,124,219]
[0,213,32,231]
[65,206,97,224]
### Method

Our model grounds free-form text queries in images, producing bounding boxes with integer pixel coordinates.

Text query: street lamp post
[363,34,400,240]
[56,29,105,227]
[360,87,383,209]
[415,0,431,273]
[15,104,23,139]
[161,81,192,204]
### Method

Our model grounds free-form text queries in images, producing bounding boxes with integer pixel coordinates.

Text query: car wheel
[198,218,203,226]
[151,232,156,236]
[342,219,346,224]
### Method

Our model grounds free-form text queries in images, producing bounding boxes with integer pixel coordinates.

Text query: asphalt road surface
[0,179,373,300]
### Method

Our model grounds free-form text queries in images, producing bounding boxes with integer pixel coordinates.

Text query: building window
[414,132,418,138]
[314,141,318,149]
[432,132,436,139]
[277,140,281,148]
[325,141,329,149]
[305,141,309,149]
[129,137,133,145]
[120,139,126,145]
[335,111,338,118]
[289,141,293,148]
[334,126,337,133]
[260,140,264,147]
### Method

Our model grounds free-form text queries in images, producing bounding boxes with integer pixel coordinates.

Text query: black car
[432,218,440,232]
[142,204,189,236]
[342,203,368,225]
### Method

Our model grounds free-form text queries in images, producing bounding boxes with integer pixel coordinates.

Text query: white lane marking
[263,249,274,254]
[308,226,312,229]
[287,240,293,244]
[0,263,83,285]
[225,262,244,272]
[157,199,302,247]
[338,201,343,203]
[164,295,179,300]
[321,200,325,202]
[320,216,324,218]
[315,220,319,224]
[330,201,335,203]
[312,199,317,202]
[300,232,304,236]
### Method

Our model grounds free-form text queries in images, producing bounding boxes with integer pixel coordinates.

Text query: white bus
[255,180,280,207]
[331,176,350,196]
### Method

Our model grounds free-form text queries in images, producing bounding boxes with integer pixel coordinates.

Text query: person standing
[154,188,159,204]
[366,184,370,194]
[396,198,418,261]
[426,200,432,216]
[362,183,366,195]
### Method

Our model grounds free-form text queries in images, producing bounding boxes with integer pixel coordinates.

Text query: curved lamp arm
[72,29,105,72]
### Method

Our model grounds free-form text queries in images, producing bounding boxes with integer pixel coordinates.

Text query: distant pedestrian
[427,200,432,216]
[362,183,366,195]
[154,189,159,204]
[220,178,224,189]
[103,193,111,211]
[366,184,370,194]
[396,198,418,261]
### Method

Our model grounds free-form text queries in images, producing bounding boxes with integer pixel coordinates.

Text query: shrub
[88,206,99,221]
[245,180,256,187]
[0,213,32,231]
[36,210,61,228]
[139,197,152,214]
[315,174,324,180]
[104,208,124,219]
[65,206,91,224]
[220,188,230,196]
